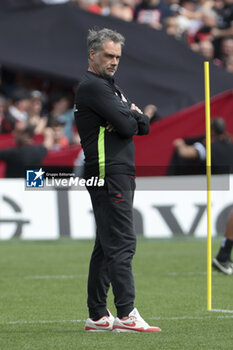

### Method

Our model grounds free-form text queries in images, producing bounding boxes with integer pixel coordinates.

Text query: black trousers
[86,174,136,319]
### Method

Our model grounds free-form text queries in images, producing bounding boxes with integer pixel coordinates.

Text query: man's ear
[89,49,96,61]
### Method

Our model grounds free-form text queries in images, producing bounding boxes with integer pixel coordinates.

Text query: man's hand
[131,103,143,114]
[106,122,115,132]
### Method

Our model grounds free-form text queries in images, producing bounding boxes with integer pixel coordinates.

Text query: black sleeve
[83,80,139,138]
[115,84,150,135]
[131,111,150,135]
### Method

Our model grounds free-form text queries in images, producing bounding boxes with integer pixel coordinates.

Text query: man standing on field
[74,28,161,333]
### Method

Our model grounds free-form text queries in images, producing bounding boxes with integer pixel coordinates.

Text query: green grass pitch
[0,238,233,350]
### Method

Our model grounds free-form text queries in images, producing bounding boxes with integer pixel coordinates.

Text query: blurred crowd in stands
[0,70,83,177]
[0,72,80,148]
[69,0,233,73]
[40,0,233,73]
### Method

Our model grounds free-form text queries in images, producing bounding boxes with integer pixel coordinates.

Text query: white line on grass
[1,314,233,326]
[24,275,88,279]
[150,315,233,320]
[1,272,214,281]
[2,272,219,281]
[23,273,142,280]
[166,272,218,277]
[210,309,233,314]
[0,319,85,325]
[30,272,207,279]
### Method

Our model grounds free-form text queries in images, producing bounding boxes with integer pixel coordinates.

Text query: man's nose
[111,57,118,65]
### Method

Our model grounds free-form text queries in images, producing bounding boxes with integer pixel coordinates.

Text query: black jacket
[74,71,149,178]
[0,144,47,178]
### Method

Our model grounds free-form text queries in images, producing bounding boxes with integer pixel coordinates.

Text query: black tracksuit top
[74,71,150,179]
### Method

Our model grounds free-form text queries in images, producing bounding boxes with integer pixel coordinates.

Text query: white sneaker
[212,258,233,275]
[113,308,161,333]
[85,309,114,332]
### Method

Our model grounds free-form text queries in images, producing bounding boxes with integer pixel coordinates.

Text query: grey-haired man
[74,28,161,333]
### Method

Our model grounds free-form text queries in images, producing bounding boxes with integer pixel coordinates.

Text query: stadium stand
[0,0,233,177]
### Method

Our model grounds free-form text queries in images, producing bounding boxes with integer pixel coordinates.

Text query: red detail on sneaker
[116,193,122,198]
[96,321,110,327]
[115,325,144,331]
[85,320,110,331]
[113,325,161,332]
[122,321,136,327]
[85,326,97,331]
[114,199,124,204]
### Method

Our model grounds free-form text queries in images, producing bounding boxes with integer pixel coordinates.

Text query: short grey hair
[87,28,125,57]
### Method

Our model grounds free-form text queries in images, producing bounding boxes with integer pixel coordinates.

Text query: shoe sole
[212,258,233,275]
[112,327,161,333]
[85,329,113,332]
[85,326,113,332]
[112,328,138,333]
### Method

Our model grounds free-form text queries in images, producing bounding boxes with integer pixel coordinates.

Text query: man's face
[222,39,233,55]
[89,40,122,78]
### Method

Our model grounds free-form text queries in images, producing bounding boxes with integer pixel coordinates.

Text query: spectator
[194,10,218,43]
[197,40,223,67]
[57,98,78,144]
[175,0,216,44]
[3,88,31,133]
[0,123,54,178]
[50,119,69,150]
[164,16,180,37]
[28,90,48,134]
[47,92,71,126]
[212,0,225,19]
[196,39,223,65]
[173,117,233,174]
[211,0,233,57]
[198,39,215,58]
[134,0,174,30]
[219,36,233,63]
[111,0,134,21]
[176,0,203,43]
[211,0,233,39]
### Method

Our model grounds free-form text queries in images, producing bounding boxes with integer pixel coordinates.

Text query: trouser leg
[87,174,136,319]
[87,235,111,320]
